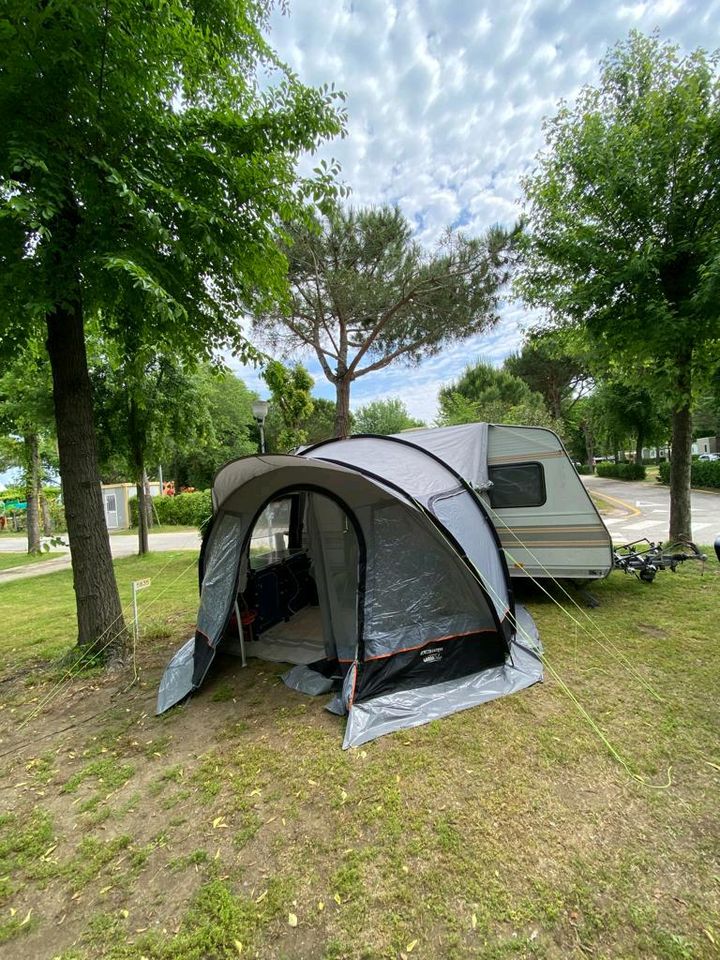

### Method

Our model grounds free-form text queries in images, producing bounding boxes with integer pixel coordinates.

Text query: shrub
[596,461,646,480]
[576,463,593,475]
[659,460,720,489]
[47,499,66,532]
[130,490,212,527]
[692,461,720,488]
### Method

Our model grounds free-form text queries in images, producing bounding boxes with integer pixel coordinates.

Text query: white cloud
[256,0,718,423]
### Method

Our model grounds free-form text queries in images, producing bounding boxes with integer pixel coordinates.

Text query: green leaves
[0,0,347,359]
[353,398,425,435]
[438,362,553,429]
[261,360,315,451]
[518,32,720,365]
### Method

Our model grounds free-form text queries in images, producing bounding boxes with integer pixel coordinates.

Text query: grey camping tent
[157,430,543,747]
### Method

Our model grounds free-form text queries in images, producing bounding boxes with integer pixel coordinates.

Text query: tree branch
[354,331,438,378]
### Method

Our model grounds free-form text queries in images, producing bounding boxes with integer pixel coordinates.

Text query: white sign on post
[131,578,152,646]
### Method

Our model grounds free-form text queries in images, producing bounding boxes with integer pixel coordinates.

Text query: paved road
[582,475,720,544]
[0,529,200,583]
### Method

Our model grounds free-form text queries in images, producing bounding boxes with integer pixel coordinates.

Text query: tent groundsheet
[341,604,542,748]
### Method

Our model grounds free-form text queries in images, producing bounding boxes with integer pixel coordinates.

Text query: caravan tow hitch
[613,539,707,583]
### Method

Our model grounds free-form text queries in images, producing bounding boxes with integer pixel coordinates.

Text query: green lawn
[0,551,63,572]
[0,552,198,666]
[588,492,617,514]
[0,556,718,959]
[109,525,200,536]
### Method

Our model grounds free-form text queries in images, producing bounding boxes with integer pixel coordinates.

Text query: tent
[157,431,543,748]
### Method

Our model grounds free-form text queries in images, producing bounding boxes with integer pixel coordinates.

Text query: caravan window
[488,462,546,509]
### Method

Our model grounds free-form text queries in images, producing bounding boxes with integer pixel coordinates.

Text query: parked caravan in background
[484,424,613,581]
[389,424,613,583]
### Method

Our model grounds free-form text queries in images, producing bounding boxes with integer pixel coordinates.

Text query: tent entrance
[228,491,360,682]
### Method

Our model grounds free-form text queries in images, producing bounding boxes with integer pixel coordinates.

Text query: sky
[230,0,720,423]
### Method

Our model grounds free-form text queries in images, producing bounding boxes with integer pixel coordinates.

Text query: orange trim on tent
[363,627,497,662]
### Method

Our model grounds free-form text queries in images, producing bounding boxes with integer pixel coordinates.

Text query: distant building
[640,445,671,461]
[696,436,718,456]
[101,482,162,530]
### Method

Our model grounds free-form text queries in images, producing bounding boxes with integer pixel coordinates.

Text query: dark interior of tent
[211,490,361,688]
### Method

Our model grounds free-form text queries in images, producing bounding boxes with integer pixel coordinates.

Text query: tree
[0,1,345,657]
[504,330,591,420]
[592,379,668,464]
[261,361,315,451]
[563,395,598,468]
[438,362,553,428]
[93,345,215,553]
[254,205,513,438]
[263,391,340,451]
[518,32,720,541]
[0,347,56,553]
[301,398,339,445]
[353,398,424,435]
[171,369,258,489]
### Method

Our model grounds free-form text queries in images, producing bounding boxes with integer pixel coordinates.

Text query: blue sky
[231,0,719,422]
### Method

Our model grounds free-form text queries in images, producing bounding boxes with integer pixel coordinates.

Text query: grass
[588,492,617,514]
[0,552,198,666]
[109,525,200,537]
[0,551,63,572]
[0,525,198,540]
[0,556,718,958]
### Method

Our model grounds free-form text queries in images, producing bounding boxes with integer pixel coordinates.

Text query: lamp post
[252,399,269,454]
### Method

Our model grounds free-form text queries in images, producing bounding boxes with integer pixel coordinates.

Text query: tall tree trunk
[635,431,643,466]
[24,433,41,555]
[669,356,693,543]
[550,383,563,420]
[136,475,149,556]
[129,397,150,555]
[46,298,128,659]
[334,377,352,438]
[40,495,53,536]
[581,420,595,472]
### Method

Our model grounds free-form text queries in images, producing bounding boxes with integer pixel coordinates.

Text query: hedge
[576,464,593,475]
[130,490,212,527]
[658,460,720,489]
[595,461,646,481]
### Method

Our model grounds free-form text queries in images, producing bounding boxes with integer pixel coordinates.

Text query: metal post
[158,464,163,494]
[252,399,269,455]
[131,578,152,674]
[132,580,139,647]
[234,600,247,667]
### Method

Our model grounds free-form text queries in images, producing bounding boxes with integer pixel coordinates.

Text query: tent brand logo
[421,645,443,663]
